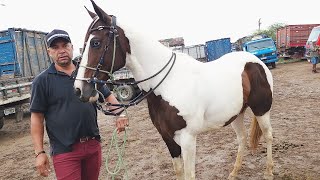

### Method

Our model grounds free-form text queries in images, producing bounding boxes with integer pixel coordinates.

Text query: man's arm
[31,112,50,176]
[31,112,45,153]
[105,94,129,133]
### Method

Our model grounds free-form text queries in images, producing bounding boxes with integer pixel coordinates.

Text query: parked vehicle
[173,44,207,62]
[205,38,231,61]
[108,67,141,101]
[276,24,320,59]
[305,25,320,60]
[242,37,278,68]
[0,28,51,129]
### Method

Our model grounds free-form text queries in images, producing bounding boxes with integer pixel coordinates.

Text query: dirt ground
[0,60,319,180]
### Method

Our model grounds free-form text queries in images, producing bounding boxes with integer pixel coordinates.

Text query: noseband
[72,15,177,116]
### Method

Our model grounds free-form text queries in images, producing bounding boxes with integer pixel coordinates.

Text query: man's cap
[46,29,71,47]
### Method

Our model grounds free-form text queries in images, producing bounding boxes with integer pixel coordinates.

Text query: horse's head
[74,0,130,102]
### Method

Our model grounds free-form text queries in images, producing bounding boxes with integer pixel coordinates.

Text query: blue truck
[0,28,51,129]
[242,36,278,68]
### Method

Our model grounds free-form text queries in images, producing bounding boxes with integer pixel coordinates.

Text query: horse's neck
[124,29,173,90]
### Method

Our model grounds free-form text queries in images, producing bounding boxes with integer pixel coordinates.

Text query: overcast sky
[1,0,319,54]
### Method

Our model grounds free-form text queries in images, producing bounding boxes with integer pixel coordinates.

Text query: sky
[1,0,319,55]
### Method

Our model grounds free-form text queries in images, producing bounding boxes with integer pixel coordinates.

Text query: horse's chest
[146,94,187,138]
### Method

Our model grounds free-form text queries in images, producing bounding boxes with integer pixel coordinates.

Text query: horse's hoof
[263,173,274,180]
[228,174,238,180]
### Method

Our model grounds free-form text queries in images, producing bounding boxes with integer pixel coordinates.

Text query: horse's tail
[249,116,262,151]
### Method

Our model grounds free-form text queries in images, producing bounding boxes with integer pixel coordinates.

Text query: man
[30,29,128,179]
[310,41,319,73]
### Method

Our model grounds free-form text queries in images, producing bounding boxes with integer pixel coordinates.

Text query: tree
[252,23,286,41]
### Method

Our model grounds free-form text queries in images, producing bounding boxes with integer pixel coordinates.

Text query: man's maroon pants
[52,139,102,180]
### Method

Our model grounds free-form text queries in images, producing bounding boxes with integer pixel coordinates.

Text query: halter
[72,15,177,116]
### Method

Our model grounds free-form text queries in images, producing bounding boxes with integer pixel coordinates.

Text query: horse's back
[160,51,273,127]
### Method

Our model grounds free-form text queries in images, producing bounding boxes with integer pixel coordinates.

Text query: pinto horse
[74,1,274,179]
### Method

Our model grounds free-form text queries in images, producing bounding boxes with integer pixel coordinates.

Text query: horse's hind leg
[256,111,274,180]
[162,137,184,180]
[228,113,246,180]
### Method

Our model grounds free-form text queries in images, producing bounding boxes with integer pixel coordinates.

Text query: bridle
[72,15,119,84]
[72,15,177,116]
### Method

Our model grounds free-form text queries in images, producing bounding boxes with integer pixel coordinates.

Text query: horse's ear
[90,0,111,24]
[85,6,97,19]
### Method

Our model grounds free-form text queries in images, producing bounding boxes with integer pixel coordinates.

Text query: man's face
[48,38,73,67]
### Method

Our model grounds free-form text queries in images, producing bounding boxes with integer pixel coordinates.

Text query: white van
[305,26,320,60]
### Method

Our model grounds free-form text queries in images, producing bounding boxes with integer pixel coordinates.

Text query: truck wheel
[271,62,276,68]
[116,85,135,101]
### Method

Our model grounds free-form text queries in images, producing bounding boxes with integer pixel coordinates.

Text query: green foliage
[252,23,286,41]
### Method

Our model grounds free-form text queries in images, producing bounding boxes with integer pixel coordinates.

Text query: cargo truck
[0,28,51,129]
[276,24,320,59]
[205,38,231,61]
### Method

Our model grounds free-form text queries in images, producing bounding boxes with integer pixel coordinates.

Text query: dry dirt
[0,60,319,180]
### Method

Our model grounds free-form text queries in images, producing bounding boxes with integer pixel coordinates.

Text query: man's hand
[116,115,129,133]
[35,153,50,177]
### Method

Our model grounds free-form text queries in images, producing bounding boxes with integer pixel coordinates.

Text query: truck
[242,36,278,68]
[0,28,51,129]
[172,44,207,62]
[305,25,320,60]
[276,24,320,59]
[172,38,231,62]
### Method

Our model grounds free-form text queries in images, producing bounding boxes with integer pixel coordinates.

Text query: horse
[73,1,274,179]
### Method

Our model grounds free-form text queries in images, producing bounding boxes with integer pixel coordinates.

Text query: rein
[72,15,177,116]
[102,52,176,108]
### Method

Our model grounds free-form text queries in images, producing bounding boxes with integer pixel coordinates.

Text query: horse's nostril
[74,88,81,97]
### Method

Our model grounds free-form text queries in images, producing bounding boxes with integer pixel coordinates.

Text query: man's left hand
[116,115,129,133]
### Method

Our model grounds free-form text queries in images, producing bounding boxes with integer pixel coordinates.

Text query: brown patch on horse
[223,62,272,127]
[244,62,272,116]
[146,92,186,158]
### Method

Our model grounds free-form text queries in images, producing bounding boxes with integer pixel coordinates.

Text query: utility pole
[258,18,261,31]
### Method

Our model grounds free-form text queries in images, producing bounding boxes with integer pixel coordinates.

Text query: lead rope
[105,128,128,180]
[104,65,129,180]
[104,92,129,180]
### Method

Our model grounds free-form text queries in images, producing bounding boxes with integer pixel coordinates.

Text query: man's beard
[57,59,71,67]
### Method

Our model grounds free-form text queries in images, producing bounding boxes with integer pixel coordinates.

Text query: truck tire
[116,85,135,101]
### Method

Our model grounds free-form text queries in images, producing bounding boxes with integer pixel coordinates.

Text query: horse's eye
[90,40,101,48]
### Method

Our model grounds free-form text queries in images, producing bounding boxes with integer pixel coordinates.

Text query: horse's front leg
[162,136,184,180]
[179,131,197,180]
